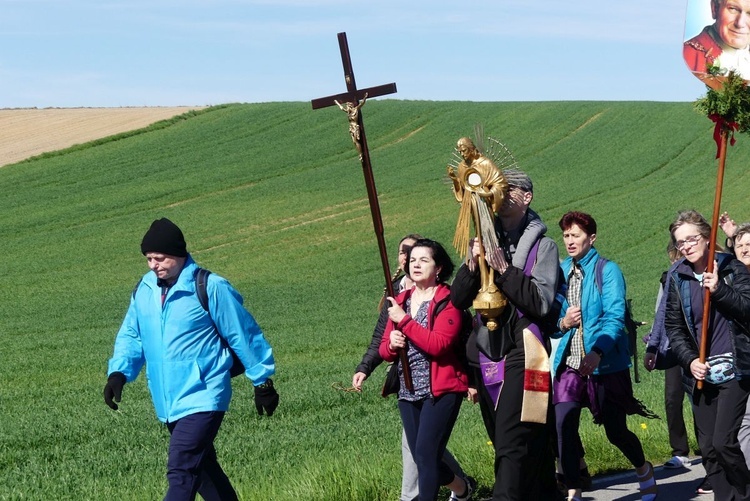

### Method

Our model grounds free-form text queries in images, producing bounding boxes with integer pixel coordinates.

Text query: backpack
[132,267,246,377]
[593,257,644,382]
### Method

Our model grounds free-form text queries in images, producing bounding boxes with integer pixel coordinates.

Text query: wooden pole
[697,128,729,390]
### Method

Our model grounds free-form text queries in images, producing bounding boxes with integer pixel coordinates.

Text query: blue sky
[1,0,709,108]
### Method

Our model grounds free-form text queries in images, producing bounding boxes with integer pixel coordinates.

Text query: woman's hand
[720,211,737,238]
[643,352,657,372]
[467,387,479,404]
[352,372,367,391]
[389,329,406,351]
[703,261,719,294]
[386,297,407,324]
[578,351,601,377]
[690,358,708,380]
[561,306,582,330]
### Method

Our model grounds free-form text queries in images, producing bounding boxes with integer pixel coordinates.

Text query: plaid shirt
[565,262,585,369]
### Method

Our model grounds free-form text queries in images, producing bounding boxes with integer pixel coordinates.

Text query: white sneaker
[664,455,690,469]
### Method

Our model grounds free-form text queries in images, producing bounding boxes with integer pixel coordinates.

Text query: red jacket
[379,284,468,397]
[684,26,721,74]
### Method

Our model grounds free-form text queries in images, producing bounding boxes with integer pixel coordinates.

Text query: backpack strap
[193,267,245,378]
[594,257,609,295]
[430,297,450,327]
[193,267,212,314]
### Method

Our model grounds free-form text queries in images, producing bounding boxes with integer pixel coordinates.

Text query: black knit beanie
[140,218,188,257]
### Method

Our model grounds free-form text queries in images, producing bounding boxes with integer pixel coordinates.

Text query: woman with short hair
[553,211,657,501]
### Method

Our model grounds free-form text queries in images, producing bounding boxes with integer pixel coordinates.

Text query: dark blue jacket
[665,253,750,391]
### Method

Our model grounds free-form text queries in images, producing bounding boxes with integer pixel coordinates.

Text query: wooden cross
[311,31,397,296]
[312,32,411,390]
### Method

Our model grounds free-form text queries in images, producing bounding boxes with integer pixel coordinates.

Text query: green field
[2,101,748,500]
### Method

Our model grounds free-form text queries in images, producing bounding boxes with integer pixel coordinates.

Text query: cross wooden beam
[312,32,410,390]
[311,32,397,111]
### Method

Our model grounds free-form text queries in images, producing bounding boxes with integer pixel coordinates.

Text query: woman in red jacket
[379,238,471,501]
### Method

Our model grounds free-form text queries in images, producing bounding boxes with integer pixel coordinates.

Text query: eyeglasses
[675,234,702,251]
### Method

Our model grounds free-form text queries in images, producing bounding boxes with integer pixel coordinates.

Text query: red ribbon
[709,114,739,158]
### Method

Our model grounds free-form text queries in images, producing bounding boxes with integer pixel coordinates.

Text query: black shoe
[555,468,592,493]
[579,467,592,490]
[696,477,713,494]
[555,473,566,493]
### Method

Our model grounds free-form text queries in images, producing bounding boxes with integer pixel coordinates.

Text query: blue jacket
[107,256,275,422]
[552,248,631,376]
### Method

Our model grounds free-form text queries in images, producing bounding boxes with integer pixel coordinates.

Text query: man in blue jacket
[103,218,279,501]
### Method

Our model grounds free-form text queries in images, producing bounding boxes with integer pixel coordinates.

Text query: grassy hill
[2,101,748,499]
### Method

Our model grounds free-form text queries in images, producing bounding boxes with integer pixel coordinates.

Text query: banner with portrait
[684,0,750,89]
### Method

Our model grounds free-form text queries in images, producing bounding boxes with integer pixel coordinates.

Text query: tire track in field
[201,197,375,252]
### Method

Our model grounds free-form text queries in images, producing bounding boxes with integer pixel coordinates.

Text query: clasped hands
[466,238,508,275]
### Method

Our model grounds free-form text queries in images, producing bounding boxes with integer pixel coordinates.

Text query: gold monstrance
[447,133,517,330]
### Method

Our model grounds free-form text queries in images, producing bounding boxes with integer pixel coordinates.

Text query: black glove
[254,379,279,416]
[103,372,126,410]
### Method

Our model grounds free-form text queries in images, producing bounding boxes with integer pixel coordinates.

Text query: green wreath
[695,71,750,134]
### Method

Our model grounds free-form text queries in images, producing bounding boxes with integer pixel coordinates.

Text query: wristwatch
[256,379,274,389]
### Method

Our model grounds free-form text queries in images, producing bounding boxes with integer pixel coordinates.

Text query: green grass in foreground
[0,100,744,499]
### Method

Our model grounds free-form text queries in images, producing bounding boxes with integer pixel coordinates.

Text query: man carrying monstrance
[448,136,562,501]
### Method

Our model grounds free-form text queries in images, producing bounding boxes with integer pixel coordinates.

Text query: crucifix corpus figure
[334,93,368,160]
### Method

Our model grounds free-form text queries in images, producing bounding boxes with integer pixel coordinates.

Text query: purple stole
[478,239,551,423]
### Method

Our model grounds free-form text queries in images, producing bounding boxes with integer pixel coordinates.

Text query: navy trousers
[165,411,238,501]
[398,393,463,501]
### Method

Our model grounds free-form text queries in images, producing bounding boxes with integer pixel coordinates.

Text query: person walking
[553,211,657,501]
[379,238,473,501]
[103,218,279,501]
[665,210,750,500]
[720,213,750,474]
[352,233,474,501]
[450,169,562,501]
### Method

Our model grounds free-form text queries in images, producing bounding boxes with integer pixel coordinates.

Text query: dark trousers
[398,393,463,501]
[664,364,691,457]
[165,411,238,501]
[692,378,750,501]
[473,363,560,501]
[555,399,645,489]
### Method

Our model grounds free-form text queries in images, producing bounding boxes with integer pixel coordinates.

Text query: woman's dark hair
[559,211,597,236]
[405,238,455,284]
